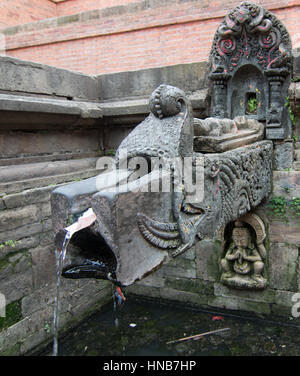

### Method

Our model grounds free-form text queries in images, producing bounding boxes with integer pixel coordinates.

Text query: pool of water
[38,296,300,356]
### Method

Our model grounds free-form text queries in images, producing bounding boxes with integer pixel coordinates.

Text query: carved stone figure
[194,115,264,152]
[220,213,267,289]
[209,1,292,139]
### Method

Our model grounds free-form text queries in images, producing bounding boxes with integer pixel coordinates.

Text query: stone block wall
[0,57,113,355]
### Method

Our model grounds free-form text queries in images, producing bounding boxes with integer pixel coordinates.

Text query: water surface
[39,297,300,356]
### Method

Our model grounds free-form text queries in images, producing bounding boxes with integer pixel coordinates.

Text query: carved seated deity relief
[219,213,267,289]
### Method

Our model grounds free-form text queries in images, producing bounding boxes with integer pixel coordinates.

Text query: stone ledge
[0,93,102,118]
[0,56,99,100]
[0,168,100,195]
[0,157,99,184]
[99,89,208,117]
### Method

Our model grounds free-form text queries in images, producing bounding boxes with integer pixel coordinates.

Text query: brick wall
[56,0,138,17]
[1,0,299,75]
[0,0,56,28]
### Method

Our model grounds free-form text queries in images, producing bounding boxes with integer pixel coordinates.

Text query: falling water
[52,230,71,356]
[52,208,97,356]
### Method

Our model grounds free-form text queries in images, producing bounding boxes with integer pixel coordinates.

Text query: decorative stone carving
[220,213,267,289]
[209,1,292,139]
[52,83,273,286]
[194,115,264,152]
[138,138,272,258]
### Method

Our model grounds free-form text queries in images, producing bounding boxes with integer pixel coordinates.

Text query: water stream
[52,208,97,356]
[52,230,71,356]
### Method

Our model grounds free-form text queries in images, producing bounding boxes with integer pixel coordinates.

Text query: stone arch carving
[209,1,292,140]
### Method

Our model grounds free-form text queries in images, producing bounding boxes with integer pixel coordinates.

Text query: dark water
[39,297,300,356]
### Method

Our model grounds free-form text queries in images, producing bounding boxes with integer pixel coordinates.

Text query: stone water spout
[51,2,292,287]
[51,83,272,287]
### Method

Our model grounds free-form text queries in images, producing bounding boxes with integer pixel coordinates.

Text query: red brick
[1,0,299,75]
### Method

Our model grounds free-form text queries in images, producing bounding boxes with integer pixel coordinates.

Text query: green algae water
[38,297,300,356]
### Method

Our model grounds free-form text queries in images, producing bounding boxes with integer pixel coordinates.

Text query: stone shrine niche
[209,2,292,139]
[219,213,267,290]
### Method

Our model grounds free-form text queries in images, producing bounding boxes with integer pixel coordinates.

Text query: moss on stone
[0,250,30,274]
[0,299,22,332]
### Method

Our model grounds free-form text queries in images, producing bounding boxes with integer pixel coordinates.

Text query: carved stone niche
[218,213,267,290]
[209,1,292,140]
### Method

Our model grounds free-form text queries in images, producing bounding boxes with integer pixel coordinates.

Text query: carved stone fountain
[51,2,292,290]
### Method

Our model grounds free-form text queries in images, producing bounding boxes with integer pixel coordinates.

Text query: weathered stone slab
[126,284,161,299]
[273,141,294,170]
[214,283,276,303]
[268,220,300,245]
[272,171,300,198]
[0,131,100,159]
[165,277,214,296]
[0,235,40,258]
[269,243,299,291]
[0,158,98,183]
[20,328,51,355]
[0,169,99,195]
[195,239,220,282]
[154,263,197,280]
[98,62,208,101]
[0,316,30,354]
[30,245,56,289]
[39,231,54,246]
[0,151,100,167]
[272,290,300,318]
[0,93,102,118]
[208,295,271,315]
[0,252,33,304]
[3,185,58,209]
[0,205,39,232]
[135,273,165,288]
[0,56,99,101]
[159,287,208,306]
[0,222,43,243]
